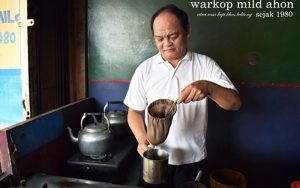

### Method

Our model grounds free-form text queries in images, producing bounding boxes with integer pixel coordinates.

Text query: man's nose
[163,37,172,46]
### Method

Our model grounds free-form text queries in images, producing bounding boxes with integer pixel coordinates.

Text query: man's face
[153,12,190,64]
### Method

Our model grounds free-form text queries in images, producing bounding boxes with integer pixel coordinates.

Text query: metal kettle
[102,101,130,137]
[66,113,113,160]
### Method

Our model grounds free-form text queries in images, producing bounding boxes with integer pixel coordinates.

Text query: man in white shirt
[124,4,242,188]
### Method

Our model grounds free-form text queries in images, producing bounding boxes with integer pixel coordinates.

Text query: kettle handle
[80,113,110,130]
[103,113,110,131]
[80,113,88,129]
[103,101,125,114]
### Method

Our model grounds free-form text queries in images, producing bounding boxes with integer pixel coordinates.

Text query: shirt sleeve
[123,64,148,111]
[205,56,237,91]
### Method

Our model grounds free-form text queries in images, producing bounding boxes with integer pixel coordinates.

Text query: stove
[67,135,139,184]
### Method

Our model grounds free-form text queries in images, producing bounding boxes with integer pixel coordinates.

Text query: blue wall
[9,111,64,158]
[207,86,300,187]
[0,69,23,126]
[5,98,98,179]
[88,81,129,111]
[6,98,96,159]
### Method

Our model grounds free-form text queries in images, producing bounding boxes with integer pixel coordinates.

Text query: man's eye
[170,34,179,40]
[156,37,163,41]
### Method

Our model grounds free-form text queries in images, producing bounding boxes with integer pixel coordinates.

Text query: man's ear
[187,26,191,38]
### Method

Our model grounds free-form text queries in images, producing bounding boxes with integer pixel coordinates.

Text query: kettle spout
[66,126,78,143]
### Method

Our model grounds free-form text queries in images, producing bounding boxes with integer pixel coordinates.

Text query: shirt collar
[156,50,192,64]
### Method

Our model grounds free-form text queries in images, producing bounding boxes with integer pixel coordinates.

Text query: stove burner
[82,153,113,162]
[90,155,105,160]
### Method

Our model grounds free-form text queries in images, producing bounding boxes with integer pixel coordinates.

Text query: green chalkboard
[88,0,300,83]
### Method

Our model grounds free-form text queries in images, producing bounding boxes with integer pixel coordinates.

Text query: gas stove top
[67,135,137,173]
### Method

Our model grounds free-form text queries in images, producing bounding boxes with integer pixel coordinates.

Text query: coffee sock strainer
[147,99,177,145]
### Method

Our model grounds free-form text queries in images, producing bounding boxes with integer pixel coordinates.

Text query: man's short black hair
[150,4,190,35]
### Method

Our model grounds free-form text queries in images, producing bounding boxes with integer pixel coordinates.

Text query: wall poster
[0,0,23,127]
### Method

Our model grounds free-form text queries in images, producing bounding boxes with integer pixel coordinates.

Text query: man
[124,4,242,188]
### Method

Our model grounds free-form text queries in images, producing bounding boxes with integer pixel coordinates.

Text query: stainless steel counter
[25,173,139,188]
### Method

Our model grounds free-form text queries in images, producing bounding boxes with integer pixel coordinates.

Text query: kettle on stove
[66,113,113,160]
[102,101,130,137]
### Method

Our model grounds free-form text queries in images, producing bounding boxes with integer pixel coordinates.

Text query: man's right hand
[137,135,150,157]
[127,108,151,156]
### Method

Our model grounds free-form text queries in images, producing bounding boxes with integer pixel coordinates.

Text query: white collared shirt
[124,51,237,165]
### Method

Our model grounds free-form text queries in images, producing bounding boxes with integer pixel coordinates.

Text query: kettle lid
[85,123,107,133]
[107,110,126,117]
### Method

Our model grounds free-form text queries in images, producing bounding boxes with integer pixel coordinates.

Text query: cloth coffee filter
[147,99,177,145]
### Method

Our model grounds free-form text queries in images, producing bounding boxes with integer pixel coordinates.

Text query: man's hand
[178,80,210,104]
[127,108,152,156]
[177,80,242,110]
[137,135,150,156]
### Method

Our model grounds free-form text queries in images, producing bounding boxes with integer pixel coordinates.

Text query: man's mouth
[164,48,176,52]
